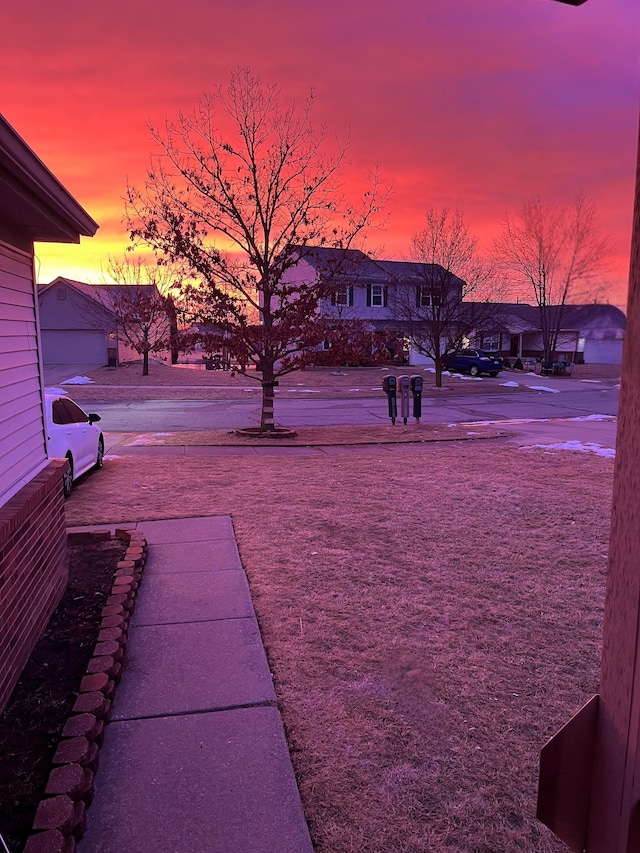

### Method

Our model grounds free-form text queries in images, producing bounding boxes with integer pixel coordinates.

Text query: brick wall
[0,460,69,711]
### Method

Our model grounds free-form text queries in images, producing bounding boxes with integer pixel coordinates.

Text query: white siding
[0,242,48,506]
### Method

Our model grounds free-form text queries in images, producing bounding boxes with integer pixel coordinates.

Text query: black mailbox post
[411,375,423,423]
[382,375,397,424]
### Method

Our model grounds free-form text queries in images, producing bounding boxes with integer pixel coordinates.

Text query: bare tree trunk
[143,349,149,376]
[165,295,180,364]
[260,378,275,431]
[435,361,443,388]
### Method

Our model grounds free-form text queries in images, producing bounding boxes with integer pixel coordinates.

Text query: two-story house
[285,246,466,362]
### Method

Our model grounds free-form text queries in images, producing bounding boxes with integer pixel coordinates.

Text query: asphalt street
[89,384,619,432]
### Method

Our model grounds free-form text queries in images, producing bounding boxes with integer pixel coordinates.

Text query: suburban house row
[37,246,626,372]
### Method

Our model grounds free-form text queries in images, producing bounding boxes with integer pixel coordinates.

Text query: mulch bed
[0,536,126,853]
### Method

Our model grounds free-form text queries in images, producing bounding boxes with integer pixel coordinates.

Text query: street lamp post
[537,2,640,851]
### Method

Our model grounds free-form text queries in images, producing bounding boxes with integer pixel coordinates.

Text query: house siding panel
[0,241,47,508]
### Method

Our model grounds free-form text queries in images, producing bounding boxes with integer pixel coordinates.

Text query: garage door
[583,339,623,365]
[41,329,107,366]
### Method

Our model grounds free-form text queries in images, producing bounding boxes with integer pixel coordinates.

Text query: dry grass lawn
[66,442,612,852]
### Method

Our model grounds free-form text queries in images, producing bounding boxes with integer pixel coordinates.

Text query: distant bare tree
[101,255,186,375]
[493,189,615,362]
[393,209,504,387]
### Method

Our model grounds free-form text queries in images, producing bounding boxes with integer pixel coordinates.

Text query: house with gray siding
[38,278,162,368]
[474,303,626,365]
[286,247,625,366]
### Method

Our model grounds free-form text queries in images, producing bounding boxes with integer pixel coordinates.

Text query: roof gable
[292,246,390,282]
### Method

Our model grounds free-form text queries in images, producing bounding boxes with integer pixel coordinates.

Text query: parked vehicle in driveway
[444,349,503,377]
[45,392,104,496]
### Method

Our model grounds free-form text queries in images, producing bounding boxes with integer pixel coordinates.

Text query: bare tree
[126,67,385,432]
[493,189,615,363]
[101,255,185,375]
[393,209,503,387]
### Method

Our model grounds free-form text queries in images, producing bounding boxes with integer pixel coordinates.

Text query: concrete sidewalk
[78,516,313,853]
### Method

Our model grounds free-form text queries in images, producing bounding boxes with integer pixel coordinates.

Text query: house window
[417,286,441,308]
[366,283,388,308]
[331,286,353,307]
[482,333,501,351]
[57,288,67,300]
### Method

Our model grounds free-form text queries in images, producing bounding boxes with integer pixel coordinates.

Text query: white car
[45,392,104,497]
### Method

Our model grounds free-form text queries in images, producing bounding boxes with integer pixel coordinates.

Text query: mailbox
[410,375,423,423]
[382,375,397,424]
[397,374,411,425]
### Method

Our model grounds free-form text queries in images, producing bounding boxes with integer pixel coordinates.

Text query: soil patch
[0,536,126,853]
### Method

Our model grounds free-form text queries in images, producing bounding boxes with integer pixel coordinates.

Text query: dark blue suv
[444,349,503,377]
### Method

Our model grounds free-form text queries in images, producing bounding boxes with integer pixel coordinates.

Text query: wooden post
[537,4,640,850]
[536,75,640,853]
[586,117,640,853]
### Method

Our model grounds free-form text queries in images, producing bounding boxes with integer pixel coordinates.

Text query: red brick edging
[23,528,147,853]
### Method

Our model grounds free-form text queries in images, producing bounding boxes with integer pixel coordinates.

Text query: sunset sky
[2,0,638,307]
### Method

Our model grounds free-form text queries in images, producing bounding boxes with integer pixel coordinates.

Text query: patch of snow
[570,414,614,422]
[381,367,390,371]
[103,454,121,460]
[62,375,95,385]
[129,436,166,445]
[501,381,519,388]
[423,367,436,373]
[301,390,321,393]
[348,388,362,391]
[243,388,257,392]
[45,386,68,396]
[456,374,483,381]
[463,417,540,426]
[528,385,560,393]
[580,379,602,383]
[331,371,348,376]
[286,389,298,393]
[153,432,172,436]
[522,441,615,458]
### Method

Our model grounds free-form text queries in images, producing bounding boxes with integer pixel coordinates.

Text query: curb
[23,528,148,853]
